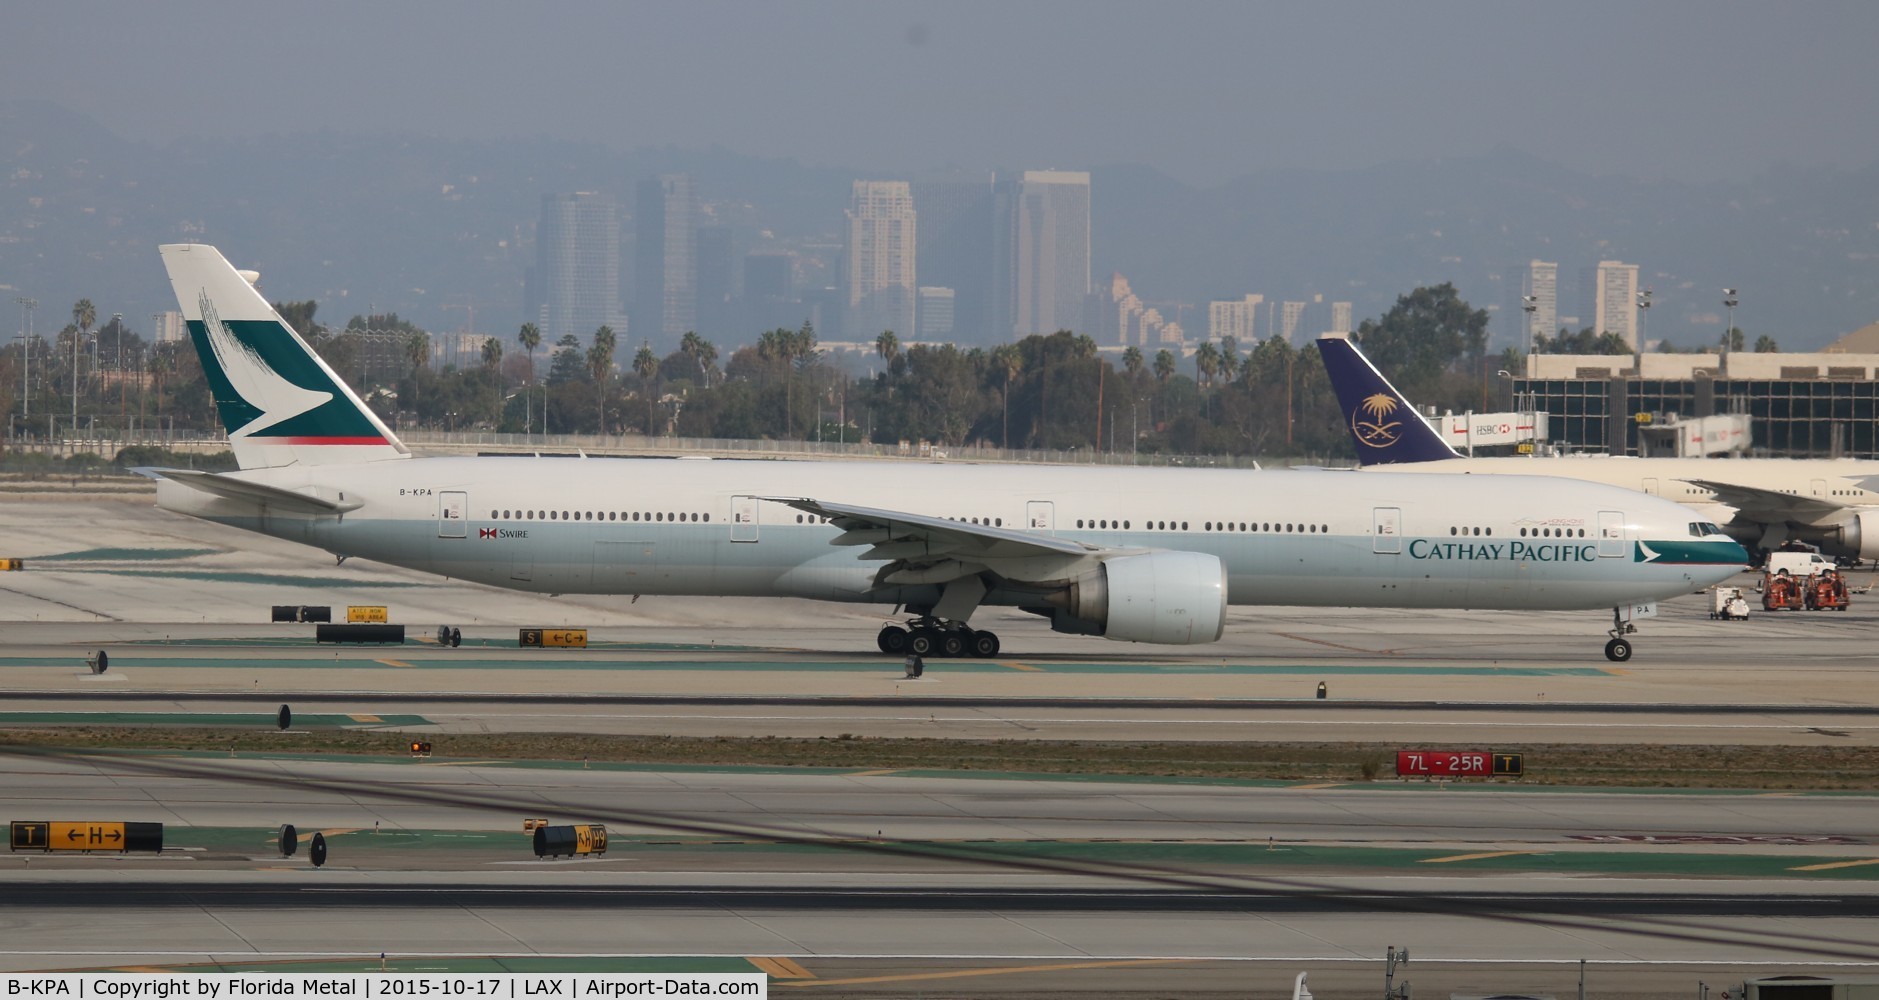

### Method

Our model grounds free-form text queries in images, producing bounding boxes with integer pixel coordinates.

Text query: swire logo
[479,528,498,539]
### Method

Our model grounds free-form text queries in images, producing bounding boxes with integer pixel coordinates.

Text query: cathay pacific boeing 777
[144,244,1746,661]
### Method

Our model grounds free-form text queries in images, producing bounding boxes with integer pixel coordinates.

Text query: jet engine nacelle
[1045,551,1228,645]
[1823,510,1879,561]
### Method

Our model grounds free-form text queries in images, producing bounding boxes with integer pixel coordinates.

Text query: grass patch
[4,727,1879,790]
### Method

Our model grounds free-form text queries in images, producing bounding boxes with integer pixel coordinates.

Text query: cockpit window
[1688,521,1728,537]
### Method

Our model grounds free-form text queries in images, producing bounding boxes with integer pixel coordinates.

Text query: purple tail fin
[1315,334,1461,465]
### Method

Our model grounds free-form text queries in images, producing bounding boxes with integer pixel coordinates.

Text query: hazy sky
[9,0,1878,186]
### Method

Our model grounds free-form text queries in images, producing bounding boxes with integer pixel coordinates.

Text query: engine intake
[1043,551,1227,645]
[1821,510,1879,562]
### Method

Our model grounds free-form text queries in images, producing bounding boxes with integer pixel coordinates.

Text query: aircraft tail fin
[159,244,409,470]
[1315,333,1461,465]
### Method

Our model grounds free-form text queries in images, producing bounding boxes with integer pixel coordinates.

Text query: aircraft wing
[1679,478,1848,524]
[133,467,364,515]
[760,496,1102,587]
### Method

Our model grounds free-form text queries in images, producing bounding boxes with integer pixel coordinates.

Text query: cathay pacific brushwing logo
[1351,391,1403,448]
[198,290,333,437]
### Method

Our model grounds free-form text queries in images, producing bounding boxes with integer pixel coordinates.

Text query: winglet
[1315,333,1461,465]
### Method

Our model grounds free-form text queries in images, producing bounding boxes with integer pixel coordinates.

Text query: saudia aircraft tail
[1315,333,1461,466]
[159,244,409,470]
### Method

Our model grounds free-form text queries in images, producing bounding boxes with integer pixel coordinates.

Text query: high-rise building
[1279,300,1308,344]
[531,192,628,345]
[910,172,993,344]
[695,224,735,339]
[1523,260,1559,349]
[1208,294,1264,343]
[634,174,697,351]
[742,253,796,334]
[1581,260,1640,349]
[916,287,955,341]
[1330,301,1353,334]
[843,180,917,341]
[992,170,1091,340]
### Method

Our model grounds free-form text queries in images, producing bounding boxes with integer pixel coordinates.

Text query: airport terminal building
[1512,324,1879,458]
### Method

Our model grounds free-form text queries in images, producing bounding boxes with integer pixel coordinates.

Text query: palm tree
[405,331,430,416]
[1122,346,1144,378]
[680,330,717,388]
[1153,349,1176,383]
[71,298,95,429]
[1194,341,1220,387]
[481,337,503,377]
[874,330,900,372]
[991,343,1023,450]
[588,325,616,435]
[517,322,540,434]
[633,343,660,433]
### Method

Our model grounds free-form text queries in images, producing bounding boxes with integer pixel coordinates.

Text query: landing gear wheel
[908,630,937,657]
[939,632,966,658]
[969,630,1001,658]
[449,627,462,648]
[1604,637,1632,662]
[877,625,909,654]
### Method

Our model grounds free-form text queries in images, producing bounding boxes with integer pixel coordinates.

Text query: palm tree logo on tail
[1352,391,1403,448]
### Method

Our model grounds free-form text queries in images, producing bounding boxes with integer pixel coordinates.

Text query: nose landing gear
[877,618,1000,659]
[1604,606,1636,662]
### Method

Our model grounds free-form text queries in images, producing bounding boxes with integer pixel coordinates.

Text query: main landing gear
[1604,606,1636,662]
[877,618,1001,659]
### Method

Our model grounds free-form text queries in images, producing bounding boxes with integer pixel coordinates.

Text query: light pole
[113,312,125,433]
[14,297,34,420]
[1635,287,1652,355]
[1722,287,1738,353]
[1521,295,1538,370]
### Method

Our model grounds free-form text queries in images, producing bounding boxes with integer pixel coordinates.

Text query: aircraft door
[1641,478,1659,496]
[437,491,467,538]
[1596,509,1626,558]
[1812,479,1828,499]
[1372,507,1402,554]
[1025,500,1055,534]
[730,495,760,542]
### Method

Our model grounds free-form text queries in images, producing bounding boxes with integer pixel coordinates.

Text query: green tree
[404,331,430,415]
[680,330,718,388]
[1353,283,1489,403]
[588,325,617,434]
[1754,334,1780,353]
[633,343,660,432]
[1122,346,1144,378]
[1153,349,1176,383]
[991,343,1024,449]
[71,299,95,424]
[517,322,541,434]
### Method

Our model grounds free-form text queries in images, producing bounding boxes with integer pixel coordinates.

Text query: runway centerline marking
[375,659,413,668]
[1420,851,1536,864]
[1790,858,1879,871]
[1289,782,1345,790]
[848,769,901,777]
[995,661,1044,671]
[774,958,1178,988]
[348,714,384,723]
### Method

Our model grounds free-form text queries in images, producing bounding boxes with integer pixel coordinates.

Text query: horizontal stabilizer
[133,467,363,514]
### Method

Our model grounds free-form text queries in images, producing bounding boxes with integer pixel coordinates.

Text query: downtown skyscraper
[991,170,1091,341]
[634,174,698,351]
[843,181,917,342]
[530,192,628,344]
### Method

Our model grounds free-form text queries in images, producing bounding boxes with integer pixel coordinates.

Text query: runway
[5,496,1879,995]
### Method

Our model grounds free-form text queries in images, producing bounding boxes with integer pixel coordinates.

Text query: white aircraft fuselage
[158,456,1740,613]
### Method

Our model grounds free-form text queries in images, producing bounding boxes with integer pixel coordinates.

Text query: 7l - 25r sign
[1395,750,1523,779]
